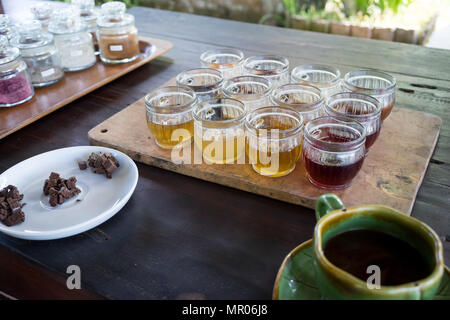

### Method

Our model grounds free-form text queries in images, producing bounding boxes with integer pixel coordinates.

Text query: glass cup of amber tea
[325,92,381,153]
[291,64,341,98]
[223,75,272,111]
[342,69,396,121]
[145,86,197,149]
[176,68,223,102]
[200,48,244,80]
[302,116,366,189]
[193,98,247,164]
[270,84,325,124]
[246,107,304,177]
[243,55,289,89]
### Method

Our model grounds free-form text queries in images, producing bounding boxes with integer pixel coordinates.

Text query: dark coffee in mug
[323,229,431,286]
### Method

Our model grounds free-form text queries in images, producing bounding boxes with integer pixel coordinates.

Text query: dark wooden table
[0,7,449,300]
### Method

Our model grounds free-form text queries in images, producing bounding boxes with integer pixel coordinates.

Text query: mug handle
[315,194,345,221]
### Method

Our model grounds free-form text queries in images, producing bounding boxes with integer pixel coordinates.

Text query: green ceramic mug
[313,194,445,300]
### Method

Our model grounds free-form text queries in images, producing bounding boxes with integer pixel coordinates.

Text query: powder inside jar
[0,75,33,104]
[99,32,139,62]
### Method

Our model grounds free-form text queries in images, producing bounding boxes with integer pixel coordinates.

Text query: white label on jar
[109,45,123,52]
[41,68,55,77]
[70,50,83,57]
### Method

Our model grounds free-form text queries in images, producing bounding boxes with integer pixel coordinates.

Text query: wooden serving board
[88,79,441,215]
[0,36,173,140]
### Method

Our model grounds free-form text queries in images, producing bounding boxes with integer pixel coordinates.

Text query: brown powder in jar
[99,32,139,61]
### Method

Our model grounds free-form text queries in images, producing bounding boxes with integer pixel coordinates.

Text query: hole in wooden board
[410,83,437,90]
[101,129,108,133]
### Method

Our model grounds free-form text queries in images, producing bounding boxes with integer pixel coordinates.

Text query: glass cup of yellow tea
[246,106,304,177]
[145,86,197,149]
[193,98,247,164]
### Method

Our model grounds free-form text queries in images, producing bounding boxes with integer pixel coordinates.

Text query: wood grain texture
[88,78,441,215]
[0,37,173,140]
[0,7,448,299]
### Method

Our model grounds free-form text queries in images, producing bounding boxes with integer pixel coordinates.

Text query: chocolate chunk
[86,152,120,178]
[3,209,24,227]
[43,173,81,207]
[78,161,87,170]
[0,185,26,227]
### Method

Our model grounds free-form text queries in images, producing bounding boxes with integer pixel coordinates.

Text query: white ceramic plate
[0,146,138,240]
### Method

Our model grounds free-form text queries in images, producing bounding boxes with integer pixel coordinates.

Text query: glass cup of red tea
[302,116,366,190]
[342,70,396,121]
[325,92,381,153]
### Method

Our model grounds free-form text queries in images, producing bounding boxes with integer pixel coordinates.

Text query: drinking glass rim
[145,85,197,114]
[271,83,325,112]
[343,69,397,95]
[291,64,341,87]
[304,116,366,151]
[245,106,304,139]
[193,98,247,125]
[325,92,381,121]
[176,68,224,93]
[200,48,245,66]
[223,75,272,98]
[243,55,290,75]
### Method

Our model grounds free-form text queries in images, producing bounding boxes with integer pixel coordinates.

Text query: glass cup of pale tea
[342,69,396,121]
[270,84,325,124]
[325,92,381,153]
[302,116,366,189]
[176,68,223,103]
[200,48,244,80]
[193,98,247,164]
[243,55,290,89]
[291,64,341,98]
[145,86,197,149]
[246,107,304,177]
[223,75,272,111]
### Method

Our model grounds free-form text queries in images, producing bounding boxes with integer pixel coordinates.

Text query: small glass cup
[302,116,366,190]
[246,107,304,177]
[223,75,272,111]
[291,64,341,98]
[176,68,223,103]
[270,84,325,124]
[342,69,396,121]
[325,92,381,152]
[200,48,244,80]
[145,86,197,149]
[193,98,246,164]
[243,55,289,88]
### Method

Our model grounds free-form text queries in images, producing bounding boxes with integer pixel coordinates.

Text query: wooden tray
[0,36,173,140]
[88,79,441,215]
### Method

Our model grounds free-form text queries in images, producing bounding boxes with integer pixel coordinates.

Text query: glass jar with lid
[0,14,16,42]
[0,35,34,107]
[48,7,96,72]
[97,1,140,64]
[11,20,64,87]
[72,0,99,55]
[30,3,53,33]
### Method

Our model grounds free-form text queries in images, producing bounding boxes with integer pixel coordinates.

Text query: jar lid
[0,35,21,65]
[97,1,135,28]
[0,14,15,40]
[48,7,87,34]
[72,0,97,22]
[30,2,53,20]
[10,20,53,49]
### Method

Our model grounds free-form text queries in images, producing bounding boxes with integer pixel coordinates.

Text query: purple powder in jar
[0,75,33,105]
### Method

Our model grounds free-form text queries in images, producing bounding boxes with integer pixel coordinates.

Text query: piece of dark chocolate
[78,160,87,170]
[86,152,120,178]
[0,185,25,227]
[43,173,81,207]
